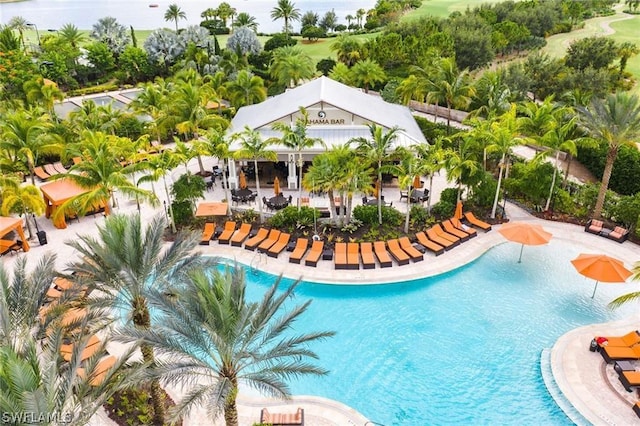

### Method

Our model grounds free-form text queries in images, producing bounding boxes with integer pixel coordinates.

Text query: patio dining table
[233,188,255,202]
[269,195,289,210]
[366,198,387,206]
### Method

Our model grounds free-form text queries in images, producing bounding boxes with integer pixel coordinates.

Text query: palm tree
[23,77,64,117]
[356,8,366,29]
[65,213,217,426]
[270,107,324,211]
[443,136,480,202]
[270,0,301,36]
[233,126,277,222]
[303,152,340,222]
[58,23,85,48]
[429,57,475,129]
[202,129,233,216]
[137,149,181,233]
[350,124,401,225]
[270,45,315,88]
[618,42,639,77]
[233,12,259,32]
[413,138,447,214]
[217,2,236,28]
[226,69,267,108]
[129,80,170,143]
[386,148,429,233]
[7,16,29,49]
[350,58,386,93]
[577,92,640,218]
[165,3,187,32]
[345,14,354,30]
[115,264,334,426]
[330,34,362,67]
[0,178,45,239]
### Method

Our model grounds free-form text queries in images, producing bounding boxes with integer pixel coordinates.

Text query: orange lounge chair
[60,335,102,362]
[258,229,281,253]
[334,242,348,270]
[432,223,461,246]
[360,242,376,269]
[425,228,456,251]
[619,371,640,392]
[415,232,445,256]
[268,233,291,258]
[245,228,269,251]
[442,219,470,241]
[260,407,304,426]
[217,221,237,244]
[387,239,410,266]
[34,166,50,181]
[373,241,392,268]
[451,217,477,238]
[304,240,324,267]
[230,223,252,247]
[289,239,309,264]
[77,355,116,386]
[44,163,59,176]
[598,331,640,348]
[347,243,360,270]
[72,156,83,165]
[600,344,640,363]
[464,212,492,231]
[200,223,216,245]
[53,162,68,174]
[47,286,63,299]
[398,237,424,262]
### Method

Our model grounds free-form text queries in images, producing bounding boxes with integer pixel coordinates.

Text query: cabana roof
[40,179,88,205]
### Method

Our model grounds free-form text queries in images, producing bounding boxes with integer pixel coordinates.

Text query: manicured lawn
[404,0,503,20]
[607,15,640,95]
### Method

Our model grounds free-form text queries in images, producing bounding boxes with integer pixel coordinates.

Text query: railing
[250,251,267,274]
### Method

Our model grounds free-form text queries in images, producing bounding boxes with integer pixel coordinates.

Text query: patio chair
[304,240,324,267]
[267,233,291,258]
[413,232,444,257]
[34,166,50,181]
[373,241,393,268]
[289,238,309,264]
[60,335,102,362]
[607,226,629,243]
[599,344,640,364]
[360,242,376,269]
[386,239,410,266]
[595,331,640,348]
[245,228,269,251]
[53,162,69,174]
[200,223,216,245]
[619,371,640,392]
[334,242,348,270]
[77,355,116,386]
[450,217,477,238]
[442,219,470,242]
[260,407,304,426]
[347,242,360,269]
[258,229,281,253]
[425,227,456,251]
[433,223,461,245]
[230,223,252,247]
[217,221,237,245]
[398,237,424,262]
[464,212,492,231]
[585,219,603,235]
[44,163,59,176]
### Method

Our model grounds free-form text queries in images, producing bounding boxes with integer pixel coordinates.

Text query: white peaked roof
[228,76,426,150]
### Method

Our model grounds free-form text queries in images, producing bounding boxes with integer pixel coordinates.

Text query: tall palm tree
[0,178,45,239]
[413,138,447,214]
[202,129,233,216]
[164,3,187,32]
[58,23,86,48]
[270,45,315,88]
[270,107,324,211]
[23,77,65,118]
[137,149,181,233]
[8,16,29,50]
[115,264,334,426]
[270,0,301,36]
[232,126,277,222]
[350,124,401,225]
[429,57,475,129]
[385,148,429,233]
[443,134,480,202]
[577,92,640,218]
[66,213,217,426]
[330,34,362,67]
[350,58,386,93]
[356,8,366,29]
[303,152,340,222]
[129,79,171,143]
[233,12,259,32]
[217,2,236,28]
[226,69,267,108]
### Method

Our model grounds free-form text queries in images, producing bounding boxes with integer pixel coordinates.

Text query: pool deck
[3,161,640,425]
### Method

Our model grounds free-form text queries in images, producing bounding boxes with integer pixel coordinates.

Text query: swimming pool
[241,240,634,425]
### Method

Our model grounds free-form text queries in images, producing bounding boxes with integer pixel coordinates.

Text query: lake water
[0,0,374,34]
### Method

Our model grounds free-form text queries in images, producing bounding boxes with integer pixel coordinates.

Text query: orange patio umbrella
[454,201,463,220]
[571,253,632,298]
[413,175,422,189]
[238,171,247,190]
[195,202,228,217]
[499,222,552,263]
[273,177,280,197]
[372,180,380,198]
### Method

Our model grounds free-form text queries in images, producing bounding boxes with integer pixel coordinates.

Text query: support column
[227,159,238,189]
[287,154,297,189]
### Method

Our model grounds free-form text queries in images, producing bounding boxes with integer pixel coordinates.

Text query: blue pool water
[240,240,634,425]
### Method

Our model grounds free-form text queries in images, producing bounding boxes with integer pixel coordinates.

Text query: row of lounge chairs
[585,219,630,243]
[34,162,71,181]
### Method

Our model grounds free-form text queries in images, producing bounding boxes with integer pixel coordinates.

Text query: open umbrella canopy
[571,253,632,298]
[499,222,552,262]
[274,177,280,197]
[195,202,228,217]
[454,201,463,220]
[239,171,247,189]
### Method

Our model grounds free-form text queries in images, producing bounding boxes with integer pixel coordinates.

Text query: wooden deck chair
[267,233,290,258]
[304,240,324,267]
[398,237,424,262]
[53,162,68,174]
[260,407,304,426]
[245,228,269,251]
[34,166,50,181]
[450,217,477,238]
[373,241,393,268]
[289,239,309,264]
[200,223,216,245]
[217,221,237,244]
[347,242,360,269]
[464,212,492,231]
[442,219,470,241]
[415,232,445,256]
[432,223,461,245]
[426,227,456,250]
[60,335,102,362]
[230,223,252,246]
[43,163,59,176]
[334,242,348,270]
[360,242,376,269]
[77,355,116,386]
[258,229,281,253]
[386,239,410,265]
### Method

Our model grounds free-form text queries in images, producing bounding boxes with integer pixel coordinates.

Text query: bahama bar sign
[308,118,346,125]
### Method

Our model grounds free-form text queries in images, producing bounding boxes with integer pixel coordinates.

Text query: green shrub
[268,206,318,231]
[409,205,429,230]
[264,33,297,51]
[233,209,259,224]
[439,188,458,206]
[610,193,640,229]
[353,205,403,226]
[469,172,498,209]
[171,200,193,227]
[577,142,640,196]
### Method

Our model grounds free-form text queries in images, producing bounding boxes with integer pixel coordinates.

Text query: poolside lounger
[432,223,461,245]
[464,212,492,231]
[347,243,360,270]
[386,239,410,266]
[442,219,470,241]
[268,233,291,258]
[585,219,603,235]
[600,344,640,364]
[598,331,640,348]
[451,217,477,238]
[230,223,252,246]
[426,228,456,251]
[289,239,309,264]
[200,223,216,245]
[260,407,304,426]
[60,335,102,362]
[607,226,630,243]
[304,240,324,267]
[217,221,237,244]
[360,242,376,269]
[34,166,51,181]
[245,228,269,251]
[53,162,68,174]
[334,242,348,270]
[398,237,424,262]
[77,355,116,386]
[373,241,393,268]
[44,163,59,176]
[619,371,640,392]
[258,229,281,253]
[415,232,445,256]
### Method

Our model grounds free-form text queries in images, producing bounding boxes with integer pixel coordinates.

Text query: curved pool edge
[550,312,640,425]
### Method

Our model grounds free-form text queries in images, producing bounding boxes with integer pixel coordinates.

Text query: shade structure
[571,253,632,298]
[0,216,30,252]
[372,180,380,198]
[195,202,228,217]
[498,222,552,263]
[454,201,463,220]
[413,175,422,189]
[40,179,92,229]
[273,177,280,197]
[238,171,247,189]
